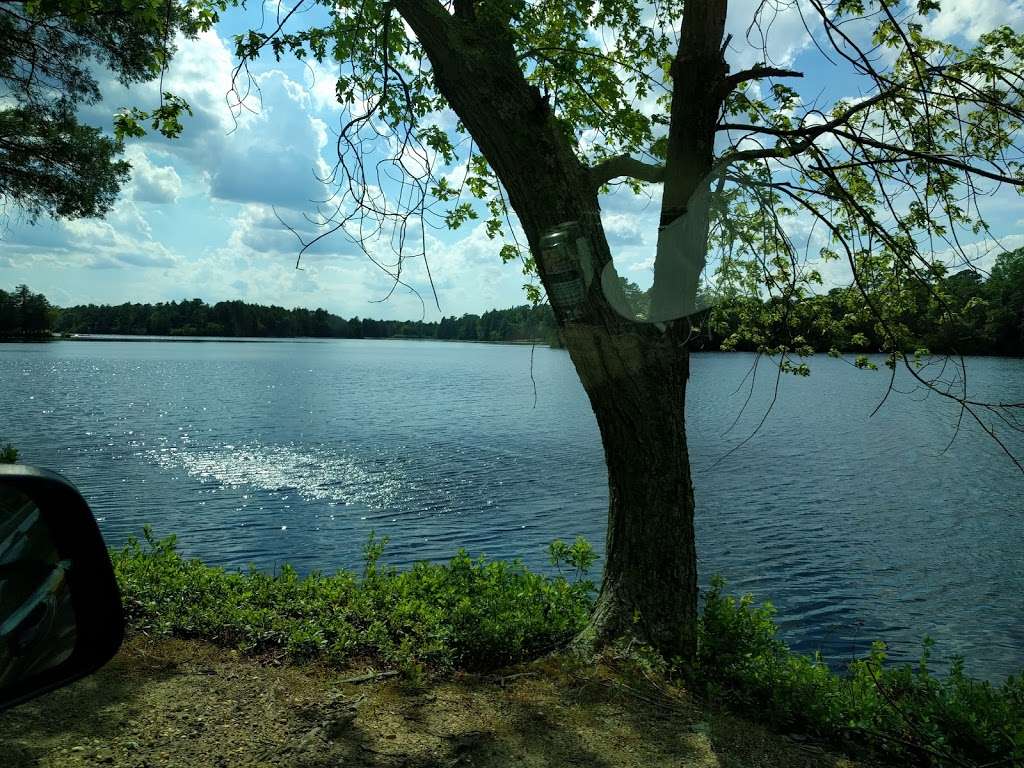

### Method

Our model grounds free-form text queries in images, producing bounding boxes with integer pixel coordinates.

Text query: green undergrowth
[112,532,1023,767]
[697,576,1024,767]
[112,528,595,672]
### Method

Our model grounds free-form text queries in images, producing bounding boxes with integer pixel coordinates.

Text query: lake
[1,339,1022,680]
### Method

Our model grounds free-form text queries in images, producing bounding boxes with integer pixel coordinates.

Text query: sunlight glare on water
[148,441,406,508]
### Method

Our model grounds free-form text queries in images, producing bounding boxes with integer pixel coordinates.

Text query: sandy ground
[1,635,876,768]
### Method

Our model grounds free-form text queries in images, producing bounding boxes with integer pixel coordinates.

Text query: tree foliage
[16,260,1024,354]
[0,284,54,337]
[0,0,215,220]
[224,0,1024,469]
[48,293,558,342]
[699,577,1024,768]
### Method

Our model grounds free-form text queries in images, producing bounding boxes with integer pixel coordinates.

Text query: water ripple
[2,340,1022,681]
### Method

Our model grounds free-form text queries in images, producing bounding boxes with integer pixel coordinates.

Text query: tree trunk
[650,0,728,322]
[564,325,698,660]
[396,0,708,662]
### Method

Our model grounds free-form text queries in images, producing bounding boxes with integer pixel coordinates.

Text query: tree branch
[714,81,910,168]
[394,0,458,47]
[826,127,1024,187]
[722,65,803,95]
[589,155,665,188]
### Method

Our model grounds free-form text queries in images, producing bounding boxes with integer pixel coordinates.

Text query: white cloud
[725,0,814,69]
[205,70,331,209]
[932,232,1024,275]
[303,58,342,112]
[0,198,181,271]
[78,29,237,148]
[601,211,647,246]
[80,34,330,212]
[229,204,337,257]
[127,148,183,204]
[923,0,1024,42]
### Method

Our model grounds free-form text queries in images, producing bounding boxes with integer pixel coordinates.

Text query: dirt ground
[1,635,876,768]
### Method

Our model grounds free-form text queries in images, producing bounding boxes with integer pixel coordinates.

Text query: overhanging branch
[713,81,911,169]
[589,154,665,188]
[721,65,803,95]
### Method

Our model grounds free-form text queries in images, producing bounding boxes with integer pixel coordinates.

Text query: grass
[111,531,1024,767]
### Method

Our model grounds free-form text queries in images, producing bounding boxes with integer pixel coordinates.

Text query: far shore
[1,333,555,347]
[4,334,1022,358]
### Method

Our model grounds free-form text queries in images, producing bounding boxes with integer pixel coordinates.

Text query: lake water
[1,339,1022,680]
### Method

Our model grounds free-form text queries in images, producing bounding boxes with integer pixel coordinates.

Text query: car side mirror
[0,465,123,712]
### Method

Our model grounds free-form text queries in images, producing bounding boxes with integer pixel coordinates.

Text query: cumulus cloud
[0,197,181,271]
[601,211,648,247]
[725,0,814,69]
[228,204,339,257]
[80,33,330,212]
[127,149,183,204]
[77,29,236,153]
[206,71,331,209]
[923,0,1024,42]
[932,232,1024,275]
[303,58,342,112]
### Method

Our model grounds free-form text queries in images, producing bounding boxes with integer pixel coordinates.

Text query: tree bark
[396,0,708,662]
[650,0,729,322]
[563,325,698,660]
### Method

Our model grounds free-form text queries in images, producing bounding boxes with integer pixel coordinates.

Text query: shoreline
[2,334,555,347]
[5,335,1023,358]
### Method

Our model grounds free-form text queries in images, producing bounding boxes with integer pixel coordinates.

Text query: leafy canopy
[222,0,1023,466]
[0,0,220,220]
[226,2,1022,303]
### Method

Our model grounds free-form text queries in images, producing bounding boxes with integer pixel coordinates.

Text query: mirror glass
[0,487,77,689]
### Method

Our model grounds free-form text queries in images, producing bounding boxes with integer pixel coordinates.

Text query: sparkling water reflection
[1,339,1021,680]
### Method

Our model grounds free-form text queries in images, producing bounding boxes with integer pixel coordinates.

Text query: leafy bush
[112,528,594,672]
[697,576,1024,767]
[0,444,18,463]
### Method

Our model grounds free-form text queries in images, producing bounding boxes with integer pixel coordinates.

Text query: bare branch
[589,155,665,188]
[721,64,803,95]
[826,128,1024,188]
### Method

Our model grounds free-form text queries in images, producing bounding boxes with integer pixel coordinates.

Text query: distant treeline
[699,249,1024,357]
[47,296,560,345]
[3,246,1021,354]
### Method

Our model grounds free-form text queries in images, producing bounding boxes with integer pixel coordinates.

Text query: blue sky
[1,0,1022,319]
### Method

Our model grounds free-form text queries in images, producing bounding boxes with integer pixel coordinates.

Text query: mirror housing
[0,465,123,711]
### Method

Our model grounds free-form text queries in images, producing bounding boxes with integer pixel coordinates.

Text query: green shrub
[548,536,598,578]
[111,527,594,672]
[697,576,1024,767]
[0,444,18,463]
